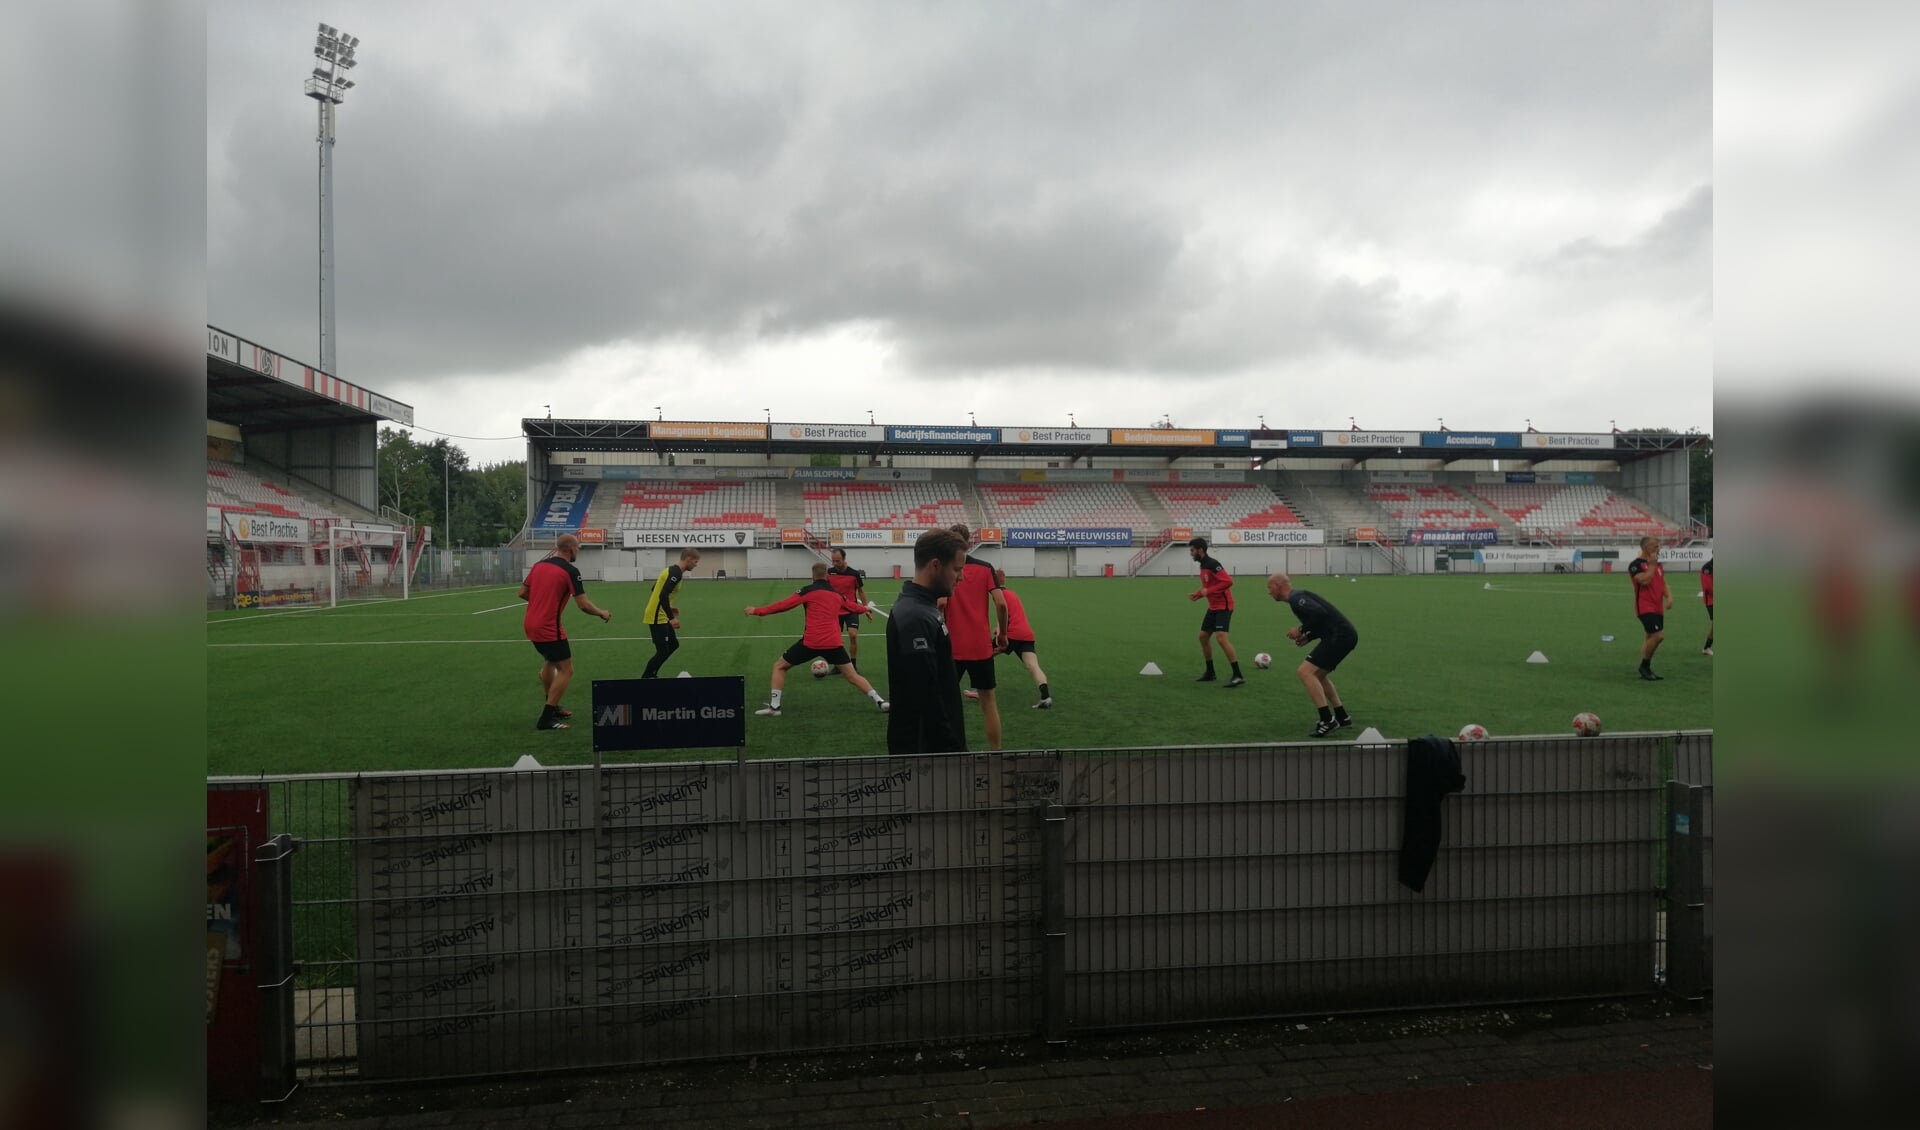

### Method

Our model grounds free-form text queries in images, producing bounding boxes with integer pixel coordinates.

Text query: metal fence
[211,730,1712,1086]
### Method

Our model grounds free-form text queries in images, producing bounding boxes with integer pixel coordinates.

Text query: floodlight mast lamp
[304,23,359,379]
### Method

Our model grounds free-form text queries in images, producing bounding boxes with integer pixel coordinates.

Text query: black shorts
[1200,609,1233,634]
[956,658,998,691]
[839,613,863,630]
[649,624,679,649]
[1305,629,1358,673]
[782,642,853,669]
[531,638,572,663]
[1638,612,1665,635]
[1005,639,1037,657]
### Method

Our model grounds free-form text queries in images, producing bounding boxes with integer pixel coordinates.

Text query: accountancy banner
[1422,432,1520,449]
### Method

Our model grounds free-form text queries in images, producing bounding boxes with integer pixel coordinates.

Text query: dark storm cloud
[209,1,1708,395]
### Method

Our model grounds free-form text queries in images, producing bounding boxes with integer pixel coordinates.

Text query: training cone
[676,670,693,678]
[1526,651,1550,664]
[512,754,544,770]
[1353,727,1390,746]
[1484,582,1493,590]
[1140,662,1163,676]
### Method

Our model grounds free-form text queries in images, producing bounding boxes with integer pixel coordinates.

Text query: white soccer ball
[1254,652,1273,669]
[1573,711,1603,737]
[810,658,832,678]
[1457,723,1489,741]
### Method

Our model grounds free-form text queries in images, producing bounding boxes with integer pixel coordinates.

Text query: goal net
[316,522,412,608]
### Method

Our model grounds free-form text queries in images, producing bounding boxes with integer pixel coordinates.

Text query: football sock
[1038,682,1050,699]
[1317,705,1334,723]
[1333,706,1350,723]
[770,689,783,709]
[1230,662,1243,677]
[1203,662,1215,675]
[867,689,883,703]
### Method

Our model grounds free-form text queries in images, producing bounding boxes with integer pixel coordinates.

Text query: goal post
[319,522,411,608]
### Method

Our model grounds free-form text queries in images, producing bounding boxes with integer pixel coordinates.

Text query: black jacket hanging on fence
[1399,733,1468,892]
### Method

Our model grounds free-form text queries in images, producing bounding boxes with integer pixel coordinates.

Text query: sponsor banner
[592,676,747,753]
[1213,528,1326,546]
[207,788,269,1099]
[558,464,603,480]
[1566,471,1598,484]
[1111,428,1215,446]
[235,588,318,609]
[855,467,934,481]
[577,528,607,545]
[1286,432,1321,447]
[1215,431,1251,447]
[368,394,415,426]
[1422,431,1520,448]
[772,421,885,444]
[1353,526,1383,541]
[1167,527,1194,542]
[713,466,789,479]
[1521,432,1616,450]
[1473,547,1579,565]
[829,529,894,547]
[1171,469,1246,483]
[1647,544,1712,565]
[231,514,310,543]
[206,327,240,365]
[973,527,1004,544]
[535,482,593,530]
[1326,430,1420,447]
[781,528,808,545]
[1005,527,1133,547]
[1251,438,1289,450]
[1474,471,1506,483]
[206,326,412,424]
[650,421,769,441]
[621,529,758,549]
[1002,427,1109,445]
[1116,468,1172,482]
[1370,470,1434,483]
[886,425,999,444]
[790,467,859,481]
[1406,527,1500,546]
[603,465,714,480]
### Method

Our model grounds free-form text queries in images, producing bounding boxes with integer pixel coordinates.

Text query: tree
[376,429,525,546]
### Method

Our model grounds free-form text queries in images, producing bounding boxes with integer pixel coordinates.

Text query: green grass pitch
[206,573,1712,776]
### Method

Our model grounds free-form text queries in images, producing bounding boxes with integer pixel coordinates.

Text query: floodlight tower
[305,23,359,378]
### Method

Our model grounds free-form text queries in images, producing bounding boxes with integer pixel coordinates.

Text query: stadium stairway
[1126,483,1177,534]
[1279,475,1394,543]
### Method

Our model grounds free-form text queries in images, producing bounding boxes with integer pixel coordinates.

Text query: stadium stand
[977,482,1153,531]
[1467,483,1681,539]
[207,460,347,521]
[609,480,780,530]
[1149,482,1307,530]
[1364,484,1497,530]
[802,482,967,531]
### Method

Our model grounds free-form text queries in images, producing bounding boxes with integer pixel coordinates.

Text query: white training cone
[512,754,544,770]
[676,670,693,678]
[1140,662,1163,676]
[1483,582,1493,590]
[1526,651,1550,664]
[1353,726,1390,746]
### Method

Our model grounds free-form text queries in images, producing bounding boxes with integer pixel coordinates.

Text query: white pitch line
[209,633,798,649]
[471,603,524,615]
[207,585,519,625]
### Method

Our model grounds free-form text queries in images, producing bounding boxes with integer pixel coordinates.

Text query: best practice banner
[1405,527,1500,546]
[621,529,759,549]
[1005,527,1133,547]
[230,515,310,543]
[1212,528,1326,546]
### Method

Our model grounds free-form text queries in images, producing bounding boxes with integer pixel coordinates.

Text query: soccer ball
[1457,723,1489,741]
[1253,652,1273,669]
[810,658,832,678]
[1573,712,1603,737]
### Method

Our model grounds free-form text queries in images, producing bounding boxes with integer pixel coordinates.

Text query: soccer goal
[317,522,412,608]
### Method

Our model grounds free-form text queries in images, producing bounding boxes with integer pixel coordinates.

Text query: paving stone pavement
[220,1007,1712,1130]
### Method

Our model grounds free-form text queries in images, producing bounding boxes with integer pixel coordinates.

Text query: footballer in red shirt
[1699,558,1713,655]
[744,562,889,717]
[994,568,1052,709]
[1187,537,1245,686]
[518,533,613,730]
[1627,536,1674,681]
[825,548,874,669]
[942,525,1011,750]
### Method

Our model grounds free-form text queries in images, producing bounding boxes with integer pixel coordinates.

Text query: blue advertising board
[1405,527,1500,547]
[1215,431,1251,447]
[1286,432,1321,447]
[1422,432,1520,449]
[1005,527,1133,547]
[885,425,999,444]
[591,675,747,753]
[534,482,595,530]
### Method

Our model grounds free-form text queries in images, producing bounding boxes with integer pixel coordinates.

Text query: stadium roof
[522,418,1706,463]
[206,325,414,431]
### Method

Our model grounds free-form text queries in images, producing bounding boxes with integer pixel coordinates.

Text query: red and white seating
[801,482,965,530]
[207,460,341,521]
[612,480,779,530]
[1150,482,1306,530]
[1365,485,1495,530]
[977,483,1152,530]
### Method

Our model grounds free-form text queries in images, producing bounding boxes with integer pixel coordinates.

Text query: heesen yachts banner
[621,529,759,549]
[649,421,769,440]
[1213,528,1326,546]
[772,422,885,444]
[1002,427,1109,445]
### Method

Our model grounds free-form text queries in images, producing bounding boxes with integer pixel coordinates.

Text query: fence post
[255,832,299,1103]
[1664,781,1707,1001]
[1041,802,1068,1047]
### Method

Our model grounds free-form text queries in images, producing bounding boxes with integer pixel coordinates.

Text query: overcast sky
[208,1,1710,463]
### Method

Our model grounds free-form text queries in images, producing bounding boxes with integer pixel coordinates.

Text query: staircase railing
[1126,528,1175,576]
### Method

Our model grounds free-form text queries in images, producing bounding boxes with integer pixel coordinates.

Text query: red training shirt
[1701,559,1713,608]
[1628,555,1668,616]
[825,565,865,609]
[946,558,1001,662]
[523,556,585,642]
[1195,556,1235,611]
[1003,588,1035,643]
[751,581,859,650]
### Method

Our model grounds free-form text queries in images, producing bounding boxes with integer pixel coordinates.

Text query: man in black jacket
[886,529,970,755]
[1268,572,1360,738]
